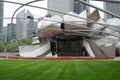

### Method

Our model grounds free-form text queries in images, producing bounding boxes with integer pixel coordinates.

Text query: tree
[20,39,32,45]
[0,41,4,52]
[5,42,18,52]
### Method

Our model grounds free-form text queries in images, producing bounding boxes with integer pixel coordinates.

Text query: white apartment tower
[16,9,34,40]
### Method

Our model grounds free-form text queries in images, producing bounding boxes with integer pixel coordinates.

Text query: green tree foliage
[0,41,4,52]
[5,43,18,52]
[20,39,32,45]
[0,39,32,52]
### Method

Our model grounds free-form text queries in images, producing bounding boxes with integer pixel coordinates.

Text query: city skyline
[3,0,103,26]
[3,0,47,26]
[3,0,103,42]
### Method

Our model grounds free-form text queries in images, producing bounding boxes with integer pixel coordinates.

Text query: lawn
[0,60,120,80]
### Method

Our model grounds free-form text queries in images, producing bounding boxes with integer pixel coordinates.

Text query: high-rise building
[48,0,87,17]
[74,0,87,14]
[0,0,4,41]
[104,2,120,19]
[2,26,7,42]
[33,21,38,36]
[16,9,34,40]
[7,23,16,42]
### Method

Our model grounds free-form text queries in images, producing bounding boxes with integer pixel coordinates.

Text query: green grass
[0,60,120,80]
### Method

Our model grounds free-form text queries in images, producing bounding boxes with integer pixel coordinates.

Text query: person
[50,40,57,55]
[60,22,65,30]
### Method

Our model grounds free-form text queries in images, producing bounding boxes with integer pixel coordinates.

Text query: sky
[3,0,103,26]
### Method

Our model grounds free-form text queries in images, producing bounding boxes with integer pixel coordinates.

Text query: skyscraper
[7,23,16,42]
[48,0,87,17]
[74,0,87,14]
[0,0,4,41]
[33,21,38,36]
[16,9,34,40]
[104,2,120,19]
[2,26,7,42]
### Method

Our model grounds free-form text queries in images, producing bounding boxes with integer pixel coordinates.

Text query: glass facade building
[48,0,87,17]
[74,0,87,14]
[0,0,3,41]
[104,2,120,19]
[7,23,16,42]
